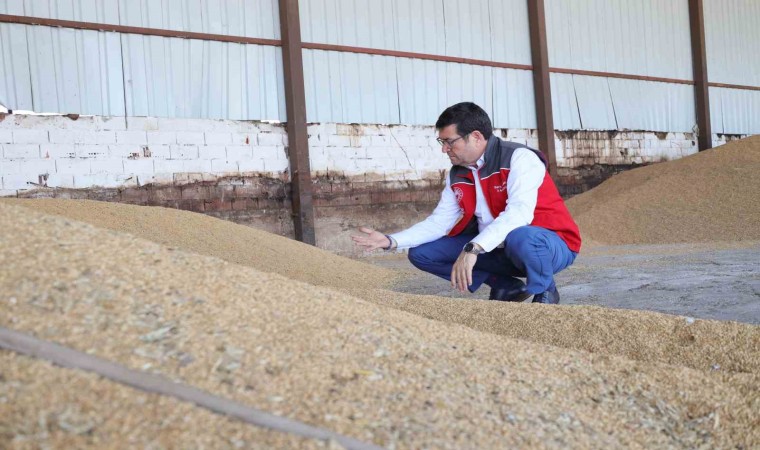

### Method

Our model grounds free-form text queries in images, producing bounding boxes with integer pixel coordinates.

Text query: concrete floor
[368,241,760,325]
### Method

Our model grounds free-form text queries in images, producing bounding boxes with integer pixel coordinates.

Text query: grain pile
[2,201,759,448]
[2,198,390,290]
[566,135,760,245]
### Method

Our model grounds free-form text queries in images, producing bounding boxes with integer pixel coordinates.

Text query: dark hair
[435,102,493,140]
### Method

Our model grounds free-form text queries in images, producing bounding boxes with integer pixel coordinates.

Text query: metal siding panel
[0,1,25,14]
[488,0,531,65]
[545,0,692,80]
[274,46,285,121]
[443,0,491,60]
[21,0,120,23]
[118,0,280,39]
[339,52,360,121]
[708,86,724,134]
[704,0,760,86]
[545,0,572,67]
[396,58,448,126]
[572,75,616,130]
[303,49,326,122]
[25,24,124,115]
[716,87,760,135]
[550,73,581,130]
[206,40,225,119]
[339,52,398,124]
[608,78,696,132]
[393,0,445,54]
[0,23,34,110]
[303,49,344,123]
[300,0,394,49]
[123,33,280,120]
[492,68,536,129]
[445,62,493,119]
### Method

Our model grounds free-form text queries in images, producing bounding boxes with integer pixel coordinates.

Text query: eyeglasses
[436,134,468,149]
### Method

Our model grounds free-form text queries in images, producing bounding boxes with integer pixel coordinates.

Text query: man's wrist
[383,235,397,250]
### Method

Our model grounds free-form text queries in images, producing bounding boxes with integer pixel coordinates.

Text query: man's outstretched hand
[351,226,391,252]
[451,251,477,292]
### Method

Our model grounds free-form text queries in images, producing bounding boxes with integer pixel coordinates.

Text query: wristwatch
[463,242,481,255]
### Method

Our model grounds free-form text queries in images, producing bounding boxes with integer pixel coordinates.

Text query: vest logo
[453,187,464,202]
[494,181,507,193]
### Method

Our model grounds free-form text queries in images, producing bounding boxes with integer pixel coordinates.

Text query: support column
[527,0,557,177]
[278,0,316,244]
[688,0,713,151]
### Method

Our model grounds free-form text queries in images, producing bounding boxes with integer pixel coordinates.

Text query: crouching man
[352,102,581,303]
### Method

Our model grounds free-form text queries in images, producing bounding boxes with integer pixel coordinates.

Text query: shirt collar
[468,154,485,170]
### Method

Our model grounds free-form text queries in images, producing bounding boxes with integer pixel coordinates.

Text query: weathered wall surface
[0,113,735,254]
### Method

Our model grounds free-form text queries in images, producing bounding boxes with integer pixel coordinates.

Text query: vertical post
[688,0,712,151]
[527,0,557,177]
[278,0,315,244]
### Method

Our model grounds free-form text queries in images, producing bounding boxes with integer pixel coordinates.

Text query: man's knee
[407,246,425,268]
[505,226,535,254]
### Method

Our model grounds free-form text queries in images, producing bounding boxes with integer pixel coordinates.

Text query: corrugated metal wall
[299,0,534,127]
[0,0,285,120]
[0,0,758,134]
[546,0,692,79]
[545,0,696,132]
[704,0,760,134]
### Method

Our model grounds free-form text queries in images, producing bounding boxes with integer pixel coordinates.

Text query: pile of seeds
[1,201,758,448]
[566,136,760,245]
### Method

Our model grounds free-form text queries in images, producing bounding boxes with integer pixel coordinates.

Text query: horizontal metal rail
[1,13,758,92]
[0,326,383,450]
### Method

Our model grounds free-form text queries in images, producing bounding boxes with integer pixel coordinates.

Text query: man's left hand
[451,251,478,293]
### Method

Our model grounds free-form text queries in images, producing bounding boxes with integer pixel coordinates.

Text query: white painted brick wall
[177,132,205,145]
[116,131,147,145]
[0,113,724,196]
[200,145,227,160]
[21,159,56,174]
[91,159,124,173]
[13,130,48,144]
[170,145,200,159]
[147,145,171,159]
[227,146,253,160]
[238,158,267,173]
[47,174,75,188]
[56,158,91,175]
[205,132,233,145]
[258,133,284,146]
[211,159,239,173]
[0,160,21,175]
[4,144,40,159]
[147,132,177,145]
[123,159,154,174]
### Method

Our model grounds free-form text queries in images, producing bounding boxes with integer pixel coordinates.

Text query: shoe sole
[491,291,532,302]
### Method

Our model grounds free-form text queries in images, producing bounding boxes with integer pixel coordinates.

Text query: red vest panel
[448,137,582,253]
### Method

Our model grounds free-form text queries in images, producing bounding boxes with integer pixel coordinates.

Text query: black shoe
[489,283,531,302]
[532,286,560,304]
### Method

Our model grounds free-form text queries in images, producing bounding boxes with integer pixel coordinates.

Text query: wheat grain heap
[2,136,759,449]
[566,135,760,245]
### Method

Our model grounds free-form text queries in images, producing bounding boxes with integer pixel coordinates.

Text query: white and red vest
[448,136,582,253]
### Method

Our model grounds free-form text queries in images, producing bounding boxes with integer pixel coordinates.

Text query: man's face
[437,124,481,166]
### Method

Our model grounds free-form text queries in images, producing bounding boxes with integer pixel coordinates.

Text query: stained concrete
[369,242,760,325]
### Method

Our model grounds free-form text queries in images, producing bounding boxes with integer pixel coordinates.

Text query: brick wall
[0,112,743,254]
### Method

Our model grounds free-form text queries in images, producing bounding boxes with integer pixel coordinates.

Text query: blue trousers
[407,226,577,294]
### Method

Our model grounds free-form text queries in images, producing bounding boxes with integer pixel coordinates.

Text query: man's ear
[470,130,485,142]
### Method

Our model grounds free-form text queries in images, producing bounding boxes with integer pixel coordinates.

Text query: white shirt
[390,147,546,252]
